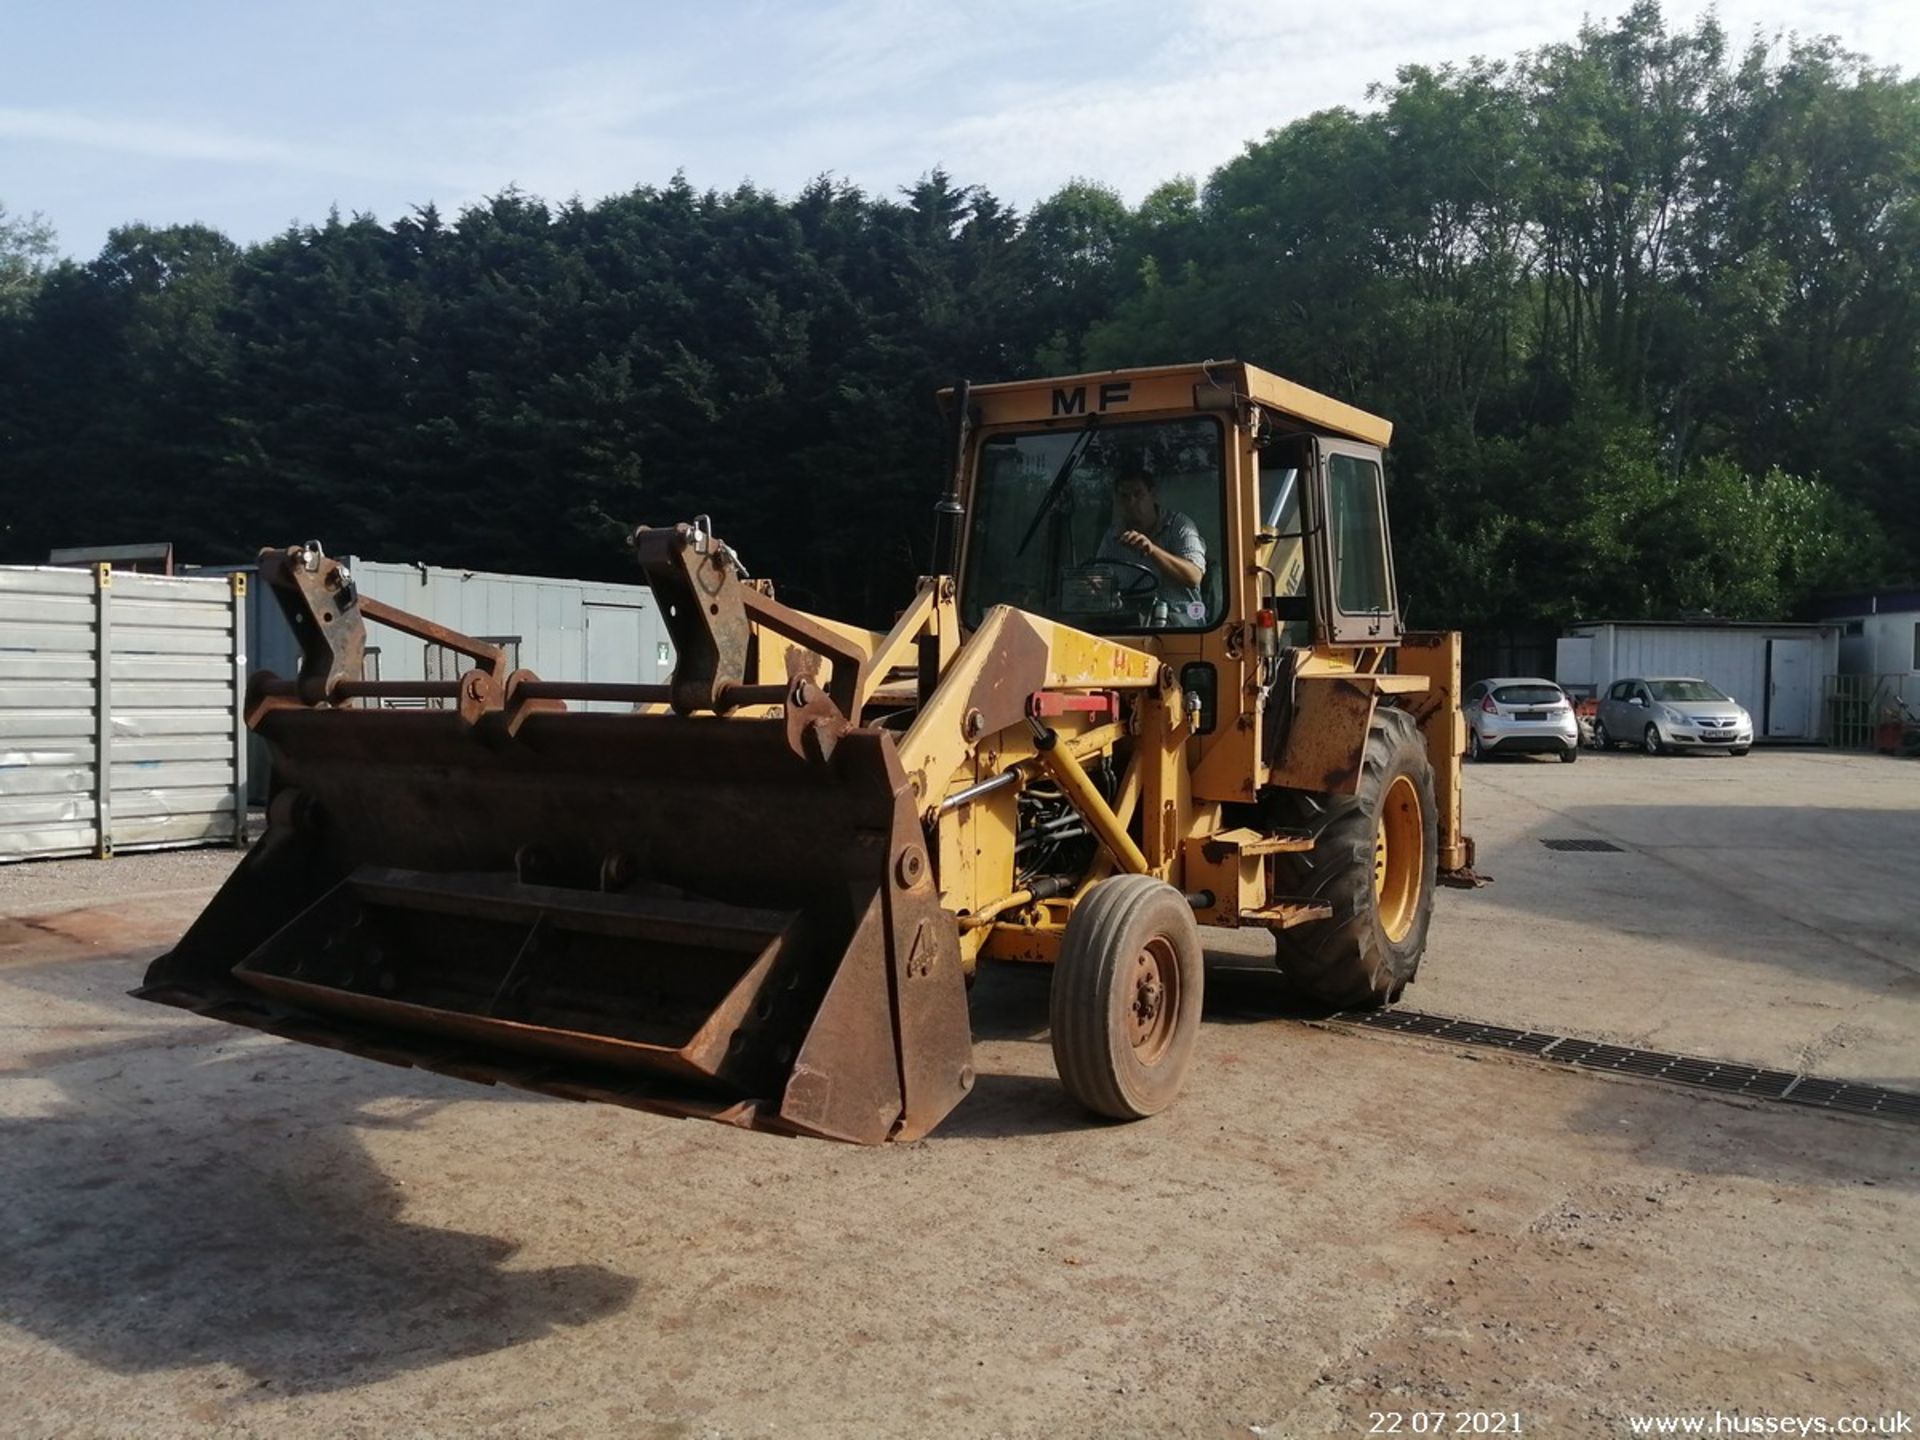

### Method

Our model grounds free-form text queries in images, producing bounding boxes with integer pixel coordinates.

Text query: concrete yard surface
[1,749,1916,1437]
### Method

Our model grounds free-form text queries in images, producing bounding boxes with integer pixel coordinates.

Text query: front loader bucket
[139,706,975,1144]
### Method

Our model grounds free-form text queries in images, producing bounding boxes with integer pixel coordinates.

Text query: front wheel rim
[1127,937,1181,1066]
[1644,726,1660,754]
[1373,774,1425,944]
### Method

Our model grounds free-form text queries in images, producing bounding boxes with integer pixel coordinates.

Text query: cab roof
[948,360,1393,448]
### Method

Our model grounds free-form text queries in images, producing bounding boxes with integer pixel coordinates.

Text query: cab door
[1311,439,1401,645]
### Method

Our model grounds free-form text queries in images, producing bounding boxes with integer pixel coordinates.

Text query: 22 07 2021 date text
[1368,1414,1523,1434]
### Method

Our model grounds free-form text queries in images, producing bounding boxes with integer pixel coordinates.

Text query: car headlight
[1661,706,1686,725]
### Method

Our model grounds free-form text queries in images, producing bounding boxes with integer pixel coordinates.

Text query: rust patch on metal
[784,674,851,764]
[1264,676,1375,796]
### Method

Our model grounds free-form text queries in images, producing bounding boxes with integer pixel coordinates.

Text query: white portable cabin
[1555,621,1840,742]
[1816,590,1920,678]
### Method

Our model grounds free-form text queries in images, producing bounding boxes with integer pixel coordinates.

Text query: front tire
[1050,875,1204,1120]
[1264,707,1438,1008]
[1730,747,1750,757]
[1642,723,1666,756]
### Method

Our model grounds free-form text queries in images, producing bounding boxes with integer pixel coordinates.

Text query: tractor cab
[950,361,1404,655]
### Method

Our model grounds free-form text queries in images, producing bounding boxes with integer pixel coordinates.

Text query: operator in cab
[1096,467,1207,622]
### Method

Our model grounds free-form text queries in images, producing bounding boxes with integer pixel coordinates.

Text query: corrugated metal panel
[0,565,246,863]
[1614,628,1770,717]
[106,572,244,852]
[0,567,99,860]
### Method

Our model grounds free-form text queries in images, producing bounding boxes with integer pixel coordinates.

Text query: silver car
[1593,677,1753,756]
[1465,677,1580,762]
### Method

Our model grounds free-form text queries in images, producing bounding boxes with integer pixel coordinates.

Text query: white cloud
[0,106,300,166]
[0,104,470,194]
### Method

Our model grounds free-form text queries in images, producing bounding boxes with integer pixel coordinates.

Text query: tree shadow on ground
[0,1046,639,1394]
[1463,777,1920,996]
[1558,1062,1920,1193]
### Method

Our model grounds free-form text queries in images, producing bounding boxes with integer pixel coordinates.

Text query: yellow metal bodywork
[959,361,1393,447]
[755,361,1467,972]
[1389,631,1471,872]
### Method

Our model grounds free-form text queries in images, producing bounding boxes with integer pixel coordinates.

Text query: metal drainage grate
[1347,1009,1561,1056]
[1540,838,1626,853]
[1780,1077,1920,1122]
[1335,1008,1920,1125]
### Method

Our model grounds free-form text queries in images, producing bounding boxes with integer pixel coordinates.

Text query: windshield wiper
[1014,418,1099,557]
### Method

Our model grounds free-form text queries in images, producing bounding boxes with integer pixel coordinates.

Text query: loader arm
[896,605,1160,811]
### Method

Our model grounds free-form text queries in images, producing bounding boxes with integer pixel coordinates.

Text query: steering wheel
[1098,558,1161,599]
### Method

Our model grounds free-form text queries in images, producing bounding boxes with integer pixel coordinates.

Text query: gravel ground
[0,846,245,911]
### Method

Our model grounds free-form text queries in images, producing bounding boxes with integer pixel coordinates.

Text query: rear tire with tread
[1261,707,1439,1009]
[1050,875,1204,1120]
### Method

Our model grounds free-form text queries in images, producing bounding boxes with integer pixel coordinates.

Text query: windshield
[1648,680,1730,703]
[961,417,1225,632]
[1493,684,1564,706]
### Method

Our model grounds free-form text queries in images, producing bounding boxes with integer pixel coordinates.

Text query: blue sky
[5,0,1915,259]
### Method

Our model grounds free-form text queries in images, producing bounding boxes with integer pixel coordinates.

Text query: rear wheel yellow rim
[1373,774,1423,944]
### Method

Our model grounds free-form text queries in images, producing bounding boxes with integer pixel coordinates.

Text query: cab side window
[1326,453,1392,614]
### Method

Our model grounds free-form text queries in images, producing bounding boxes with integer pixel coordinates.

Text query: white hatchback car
[1464,677,1580,763]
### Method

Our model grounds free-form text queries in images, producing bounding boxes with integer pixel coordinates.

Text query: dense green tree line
[0,3,1912,629]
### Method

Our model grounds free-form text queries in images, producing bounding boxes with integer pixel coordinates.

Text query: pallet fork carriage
[140,361,1478,1143]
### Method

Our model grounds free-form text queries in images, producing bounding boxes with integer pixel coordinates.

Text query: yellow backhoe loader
[140,361,1475,1144]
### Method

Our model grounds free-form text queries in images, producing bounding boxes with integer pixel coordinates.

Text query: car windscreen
[1647,680,1728,703]
[1492,684,1563,706]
